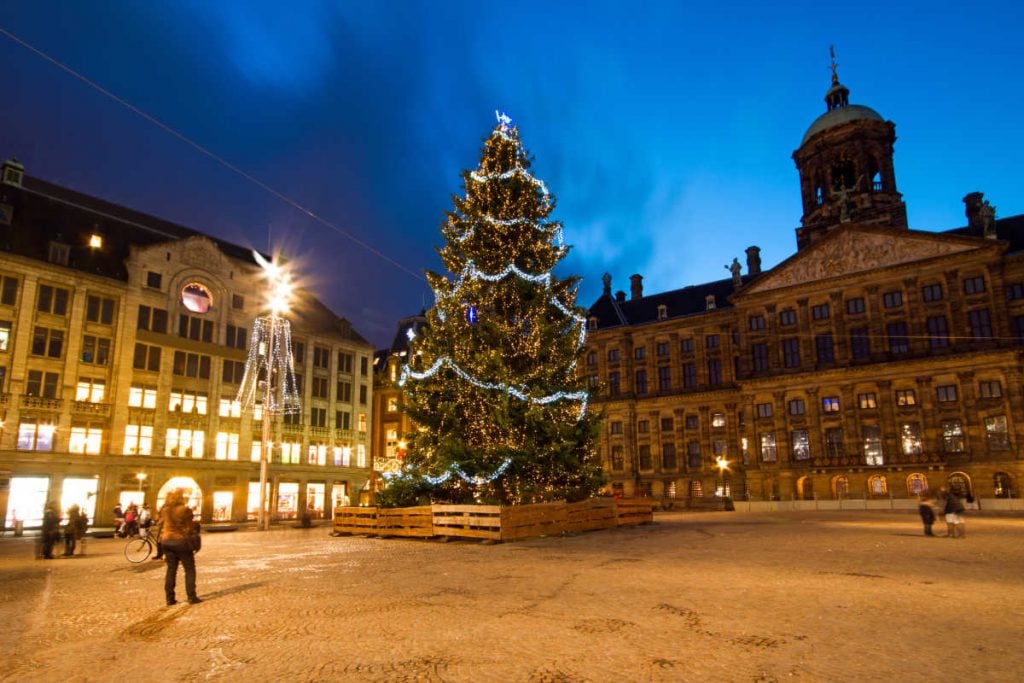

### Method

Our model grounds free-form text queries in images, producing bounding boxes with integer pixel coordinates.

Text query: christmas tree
[395,112,602,506]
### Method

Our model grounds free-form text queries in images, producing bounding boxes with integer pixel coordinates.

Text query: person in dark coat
[158,488,201,605]
[941,487,966,538]
[62,504,84,556]
[917,495,936,536]
[39,501,60,559]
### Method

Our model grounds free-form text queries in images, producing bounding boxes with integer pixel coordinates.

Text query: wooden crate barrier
[333,506,378,535]
[431,504,503,540]
[376,506,434,537]
[334,498,652,540]
[614,498,655,526]
[566,498,618,533]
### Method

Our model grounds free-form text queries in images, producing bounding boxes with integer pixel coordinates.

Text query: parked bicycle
[124,525,158,563]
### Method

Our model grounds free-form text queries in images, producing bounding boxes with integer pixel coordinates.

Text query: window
[610,421,622,435]
[705,335,719,350]
[926,316,949,348]
[36,284,69,315]
[17,420,55,451]
[792,430,810,460]
[607,349,620,362]
[218,398,242,418]
[307,443,327,466]
[165,428,205,458]
[75,378,105,403]
[128,385,157,409]
[825,427,844,458]
[863,425,883,465]
[661,443,677,469]
[637,419,649,434]
[921,283,943,302]
[782,338,800,368]
[657,366,671,392]
[123,424,154,455]
[222,359,245,385]
[169,390,208,415]
[707,359,721,386]
[586,351,597,367]
[313,346,330,369]
[687,441,701,468]
[225,324,247,349]
[711,412,726,428]
[360,357,368,375]
[337,352,354,374]
[685,415,699,430]
[311,376,329,399]
[895,389,917,407]
[1013,316,1024,344]
[232,293,244,309]
[868,475,888,496]
[749,315,765,331]
[280,442,301,465]
[635,369,648,395]
[359,385,368,404]
[858,393,878,409]
[779,309,797,326]
[680,339,694,353]
[882,290,903,308]
[756,402,773,418]
[172,351,211,379]
[846,297,865,315]
[661,417,674,432]
[760,433,777,462]
[887,321,909,354]
[85,295,116,324]
[1007,283,1024,300]
[0,274,18,306]
[811,303,830,320]
[985,415,1009,450]
[656,341,669,357]
[610,445,624,470]
[751,343,768,372]
[137,305,168,333]
[938,420,964,453]
[682,363,696,389]
[179,314,214,342]
[963,276,986,295]
[608,371,620,396]
[387,397,399,413]
[657,305,667,320]
[850,328,870,359]
[638,445,652,469]
[69,426,103,454]
[0,320,10,351]
[180,282,212,314]
[968,309,993,340]
[815,334,834,364]
[31,327,64,358]
[335,410,351,430]
[215,432,240,460]
[901,423,923,455]
[936,385,958,403]
[146,271,162,289]
[788,398,805,416]
[634,346,646,361]
[336,380,353,403]
[26,370,59,398]
[358,413,367,433]
[979,380,1002,399]
[822,396,840,413]
[310,407,328,428]
[79,334,110,365]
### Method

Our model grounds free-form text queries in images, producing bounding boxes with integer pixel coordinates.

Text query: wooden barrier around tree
[332,497,654,542]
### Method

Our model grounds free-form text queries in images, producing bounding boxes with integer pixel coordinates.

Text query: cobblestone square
[1,510,1022,682]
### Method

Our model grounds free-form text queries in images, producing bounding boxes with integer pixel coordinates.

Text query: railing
[72,400,111,417]
[20,395,62,410]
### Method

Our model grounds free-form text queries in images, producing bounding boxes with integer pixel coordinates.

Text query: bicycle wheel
[124,537,152,563]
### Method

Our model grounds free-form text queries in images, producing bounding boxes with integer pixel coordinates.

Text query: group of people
[38,502,89,559]
[917,487,973,538]
[112,502,152,538]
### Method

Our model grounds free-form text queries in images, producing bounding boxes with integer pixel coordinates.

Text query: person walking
[112,503,125,537]
[917,494,937,537]
[39,500,60,559]
[62,504,83,556]
[941,487,966,538]
[157,488,201,605]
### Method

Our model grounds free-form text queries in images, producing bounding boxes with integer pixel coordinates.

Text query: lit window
[901,423,923,455]
[387,397,399,412]
[215,432,239,460]
[88,233,103,248]
[711,412,726,428]
[181,282,212,313]
[165,428,204,458]
[357,444,367,467]
[75,378,105,403]
[69,426,103,454]
[124,425,153,455]
[129,385,157,409]
[219,398,241,418]
[18,420,55,451]
[358,413,367,432]
[822,397,840,413]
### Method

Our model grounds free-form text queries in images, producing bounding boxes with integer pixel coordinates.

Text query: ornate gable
[742,226,997,295]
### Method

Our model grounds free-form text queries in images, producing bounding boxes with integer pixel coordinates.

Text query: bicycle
[124,525,159,563]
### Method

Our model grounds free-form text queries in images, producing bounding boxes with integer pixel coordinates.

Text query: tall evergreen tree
[397,113,602,505]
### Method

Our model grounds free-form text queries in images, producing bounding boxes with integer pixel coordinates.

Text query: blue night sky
[1,2,1021,347]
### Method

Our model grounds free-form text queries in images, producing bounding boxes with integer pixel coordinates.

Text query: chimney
[1,157,25,187]
[964,192,985,232]
[745,246,762,275]
[629,274,643,300]
[615,290,626,303]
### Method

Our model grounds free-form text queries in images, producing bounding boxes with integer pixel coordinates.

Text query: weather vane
[829,45,839,82]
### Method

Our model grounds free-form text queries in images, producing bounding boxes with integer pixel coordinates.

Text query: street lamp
[135,472,147,493]
[715,456,729,497]
[237,251,302,531]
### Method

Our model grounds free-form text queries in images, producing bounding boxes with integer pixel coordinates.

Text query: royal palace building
[585,67,1024,505]
[0,158,374,530]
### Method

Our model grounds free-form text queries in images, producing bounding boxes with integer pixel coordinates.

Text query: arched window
[833,475,849,498]
[868,475,888,496]
[947,471,972,498]
[181,282,213,314]
[993,472,1013,498]
[907,473,929,496]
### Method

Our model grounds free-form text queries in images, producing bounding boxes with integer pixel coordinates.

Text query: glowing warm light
[715,456,729,473]
[253,250,294,315]
[135,473,147,482]
[88,233,103,248]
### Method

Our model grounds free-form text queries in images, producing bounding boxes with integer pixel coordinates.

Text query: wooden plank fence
[333,497,654,542]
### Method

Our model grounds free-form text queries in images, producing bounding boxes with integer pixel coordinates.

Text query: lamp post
[715,456,729,497]
[237,251,301,531]
[135,472,147,496]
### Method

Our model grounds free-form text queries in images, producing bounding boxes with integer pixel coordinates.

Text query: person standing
[941,487,966,538]
[158,489,201,605]
[917,494,937,537]
[62,504,83,556]
[112,503,125,537]
[39,501,60,559]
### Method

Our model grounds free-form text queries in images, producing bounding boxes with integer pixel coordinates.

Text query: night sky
[1,2,1021,348]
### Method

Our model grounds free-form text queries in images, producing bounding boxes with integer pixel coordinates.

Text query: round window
[181,282,212,314]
